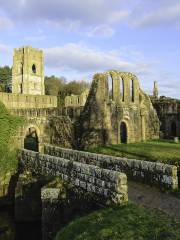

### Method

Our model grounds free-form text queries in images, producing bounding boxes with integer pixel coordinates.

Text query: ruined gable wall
[78,71,159,149]
[152,98,180,138]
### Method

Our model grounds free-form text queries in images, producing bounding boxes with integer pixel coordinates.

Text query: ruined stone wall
[49,116,75,149]
[19,149,128,205]
[10,108,74,151]
[78,71,159,149]
[65,89,89,107]
[0,92,57,109]
[152,97,180,138]
[45,145,178,190]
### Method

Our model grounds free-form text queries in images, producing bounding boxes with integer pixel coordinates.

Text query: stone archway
[24,127,39,152]
[120,122,127,143]
[171,122,177,137]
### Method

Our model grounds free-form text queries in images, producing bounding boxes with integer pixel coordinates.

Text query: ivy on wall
[0,101,23,175]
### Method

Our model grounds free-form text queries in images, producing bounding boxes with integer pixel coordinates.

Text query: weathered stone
[19,149,128,205]
[45,145,179,190]
[78,71,160,149]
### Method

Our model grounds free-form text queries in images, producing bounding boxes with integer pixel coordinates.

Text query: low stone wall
[18,149,128,205]
[44,145,178,190]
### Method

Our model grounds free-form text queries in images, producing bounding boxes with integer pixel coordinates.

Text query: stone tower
[12,46,45,95]
[153,81,158,99]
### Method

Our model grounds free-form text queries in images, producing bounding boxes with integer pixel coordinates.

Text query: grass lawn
[88,140,180,168]
[55,203,180,240]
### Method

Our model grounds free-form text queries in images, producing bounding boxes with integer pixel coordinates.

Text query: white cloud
[87,25,115,38]
[130,1,180,28]
[0,0,129,36]
[108,10,130,24]
[0,17,13,29]
[24,35,46,42]
[44,43,151,76]
[0,44,11,53]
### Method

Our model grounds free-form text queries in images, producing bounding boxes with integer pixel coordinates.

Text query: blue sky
[0,0,180,97]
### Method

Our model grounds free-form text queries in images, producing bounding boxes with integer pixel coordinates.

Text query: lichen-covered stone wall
[78,71,160,149]
[10,108,75,152]
[152,96,180,138]
[65,89,89,107]
[45,145,178,190]
[49,116,75,148]
[0,92,57,109]
[18,149,128,205]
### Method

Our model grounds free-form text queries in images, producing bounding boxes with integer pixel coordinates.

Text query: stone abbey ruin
[0,46,180,240]
[0,46,164,150]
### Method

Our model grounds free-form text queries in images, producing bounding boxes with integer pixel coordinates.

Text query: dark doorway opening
[120,122,127,143]
[24,127,39,152]
[171,122,177,137]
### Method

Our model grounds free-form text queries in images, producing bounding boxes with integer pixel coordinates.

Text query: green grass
[0,101,23,175]
[55,203,180,240]
[88,140,180,169]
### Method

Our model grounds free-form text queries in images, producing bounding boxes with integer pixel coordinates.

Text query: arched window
[24,127,39,152]
[120,77,124,102]
[32,64,36,74]
[120,122,127,143]
[108,75,113,99]
[130,79,134,102]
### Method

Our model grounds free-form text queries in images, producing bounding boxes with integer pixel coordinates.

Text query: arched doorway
[24,127,39,152]
[120,122,127,143]
[171,122,177,137]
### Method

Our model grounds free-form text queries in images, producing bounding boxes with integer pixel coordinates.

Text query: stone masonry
[45,145,178,190]
[78,71,160,149]
[12,46,45,95]
[18,149,128,205]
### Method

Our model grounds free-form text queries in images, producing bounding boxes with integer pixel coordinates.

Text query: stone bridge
[44,145,178,190]
[18,149,128,205]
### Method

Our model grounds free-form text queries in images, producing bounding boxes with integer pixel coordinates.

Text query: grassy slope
[55,203,180,240]
[0,102,23,175]
[88,140,180,168]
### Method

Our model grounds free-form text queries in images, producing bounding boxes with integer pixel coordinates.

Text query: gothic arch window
[120,77,124,102]
[32,64,36,74]
[108,74,113,100]
[130,79,134,102]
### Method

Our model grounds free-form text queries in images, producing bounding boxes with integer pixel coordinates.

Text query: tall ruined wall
[0,92,57,109]
[49,116,75,149]
[78,71,159,149]
[152,97,180,138]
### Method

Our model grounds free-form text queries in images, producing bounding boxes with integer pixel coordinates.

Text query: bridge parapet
[44,145,178,190]
[18,149,128,205]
